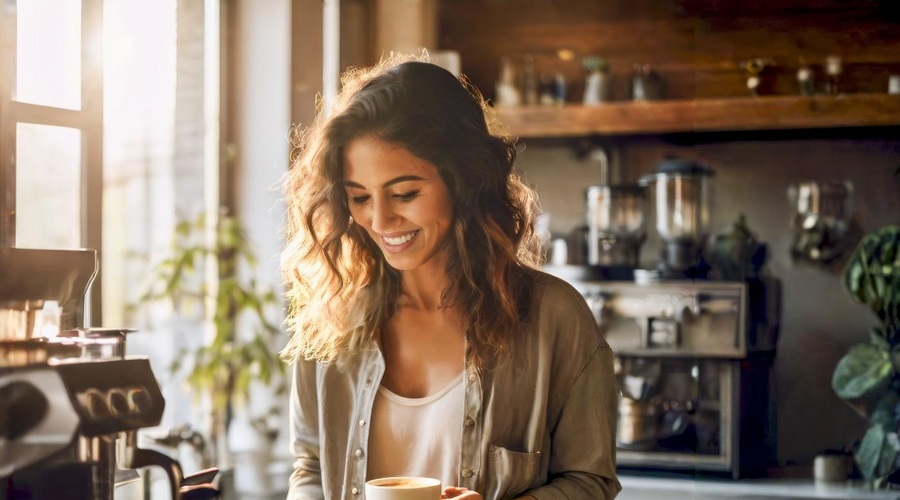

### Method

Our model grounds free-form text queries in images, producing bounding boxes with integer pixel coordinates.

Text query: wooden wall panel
[439,0,900,102]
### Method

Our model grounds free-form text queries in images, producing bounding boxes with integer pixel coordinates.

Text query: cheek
[347,205,365,225]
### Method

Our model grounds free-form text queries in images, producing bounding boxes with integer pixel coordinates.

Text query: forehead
[342,135,439,184]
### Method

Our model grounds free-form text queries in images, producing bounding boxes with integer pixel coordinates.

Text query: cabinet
[496,93,900,138]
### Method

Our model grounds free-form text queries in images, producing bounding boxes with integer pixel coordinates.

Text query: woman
[281,55,620,500]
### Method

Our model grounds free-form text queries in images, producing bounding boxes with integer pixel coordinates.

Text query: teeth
[383,231,417,246]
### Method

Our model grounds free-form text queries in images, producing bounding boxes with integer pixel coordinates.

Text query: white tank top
[366,372,465,488]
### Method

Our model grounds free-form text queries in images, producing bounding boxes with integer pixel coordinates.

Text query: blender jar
[585,184,647,267]
[639,159,714,275]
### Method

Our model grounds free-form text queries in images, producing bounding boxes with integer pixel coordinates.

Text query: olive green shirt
[288,272,621,499]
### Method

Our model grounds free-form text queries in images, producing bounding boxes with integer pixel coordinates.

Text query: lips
[381,230,418,249]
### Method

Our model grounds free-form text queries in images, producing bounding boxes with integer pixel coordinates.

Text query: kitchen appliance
[585,183,646,268]
[788,180,854,264]
[639,159,714,279]
[573,277,780,478]
[554,148,646,276]
[0,247,220,499]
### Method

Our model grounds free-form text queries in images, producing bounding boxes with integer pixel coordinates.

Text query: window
[2,0,221,437]
[1,0,103,318]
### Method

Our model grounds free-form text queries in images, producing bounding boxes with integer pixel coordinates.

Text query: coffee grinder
[585,148,647,270]
[639,159,714,279]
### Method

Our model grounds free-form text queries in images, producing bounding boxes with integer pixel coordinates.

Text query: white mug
[365,477,441,500]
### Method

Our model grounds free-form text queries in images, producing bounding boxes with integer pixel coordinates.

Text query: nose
[369,196,397,232]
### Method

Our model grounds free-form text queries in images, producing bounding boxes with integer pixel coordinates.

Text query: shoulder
[506,269,611,397]
[524,269,607,349]
[529,269,593,315]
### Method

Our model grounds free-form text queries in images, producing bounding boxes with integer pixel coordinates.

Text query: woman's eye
[393,190,420,202]
[348,194,370,205]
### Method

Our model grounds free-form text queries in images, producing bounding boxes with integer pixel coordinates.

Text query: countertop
[618,472,900,499]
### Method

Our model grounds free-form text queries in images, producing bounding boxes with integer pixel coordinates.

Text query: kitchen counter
[618,473,900,499]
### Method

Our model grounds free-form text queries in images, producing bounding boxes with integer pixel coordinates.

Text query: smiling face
[343,135,454,275]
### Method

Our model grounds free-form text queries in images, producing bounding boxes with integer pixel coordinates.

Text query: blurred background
[2,0,900,498]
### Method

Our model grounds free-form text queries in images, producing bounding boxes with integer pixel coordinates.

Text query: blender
[639,159,714,279]
[585,182,646,268]
[584,148,647,274]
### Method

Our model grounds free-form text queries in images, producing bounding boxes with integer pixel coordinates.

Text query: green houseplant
[135,210,286,464]
[831,225,900,487]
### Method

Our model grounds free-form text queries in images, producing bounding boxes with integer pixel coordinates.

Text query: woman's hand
[441,486,537,500]
[441,486,482,499]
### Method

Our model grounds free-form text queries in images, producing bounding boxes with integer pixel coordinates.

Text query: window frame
[0,0,104,322]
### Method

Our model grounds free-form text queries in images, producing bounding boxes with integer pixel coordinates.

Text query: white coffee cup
[365,477,441,500]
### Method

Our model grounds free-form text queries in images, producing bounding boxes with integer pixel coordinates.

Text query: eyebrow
[343,175,427,190]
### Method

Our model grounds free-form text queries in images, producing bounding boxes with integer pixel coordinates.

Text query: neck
[399,269,448,311]
[398,252,451,311]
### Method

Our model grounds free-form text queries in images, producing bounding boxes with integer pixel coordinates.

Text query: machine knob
[128,386,153,415]
[0,381,49,440]
[80,389,110,419]
[108,388,130,416]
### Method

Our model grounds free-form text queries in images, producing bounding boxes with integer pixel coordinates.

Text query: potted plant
[134,209,286,469]
[831,225,900,487]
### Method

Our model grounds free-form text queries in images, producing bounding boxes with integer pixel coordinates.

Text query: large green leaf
[855,423,900,483]
[832,341,894,399]
[843,226,900,326]
[857,424,885,480]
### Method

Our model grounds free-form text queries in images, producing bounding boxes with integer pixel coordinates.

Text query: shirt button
[462,468,473,478]
[366,378,373,386]
[468,373,476,382]
[465,417,474,427]
[355,448,363,457]
[351,487,360,495]
[359,419,366,427]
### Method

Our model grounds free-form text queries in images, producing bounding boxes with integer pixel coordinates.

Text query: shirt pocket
[484,445,541,500]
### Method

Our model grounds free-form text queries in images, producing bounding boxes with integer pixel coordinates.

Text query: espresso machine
[1,247,220,499]
[581,277,780,478]
[551,158,781,478]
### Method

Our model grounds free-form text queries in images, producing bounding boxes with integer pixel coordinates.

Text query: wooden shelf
[494,93,900,138]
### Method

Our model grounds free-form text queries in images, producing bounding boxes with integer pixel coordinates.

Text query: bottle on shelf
[796,58,815,96]
[582,55,611,105]
[554,72,567,105]
[495,56,521,107]
[824,55,842,95]
[630,63,664,100]
[539,74,555,105]
[521,54,539,105]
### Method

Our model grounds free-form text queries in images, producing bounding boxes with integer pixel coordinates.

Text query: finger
[441,486,470,498]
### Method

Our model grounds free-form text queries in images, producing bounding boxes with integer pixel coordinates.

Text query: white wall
[232,0,292,462]
[233,0,291,288]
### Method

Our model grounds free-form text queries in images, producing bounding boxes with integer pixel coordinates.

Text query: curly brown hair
[280,53,543,368]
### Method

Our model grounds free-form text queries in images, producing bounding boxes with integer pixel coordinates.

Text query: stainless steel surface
[583,281,747,358]
[568,275,776,478]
